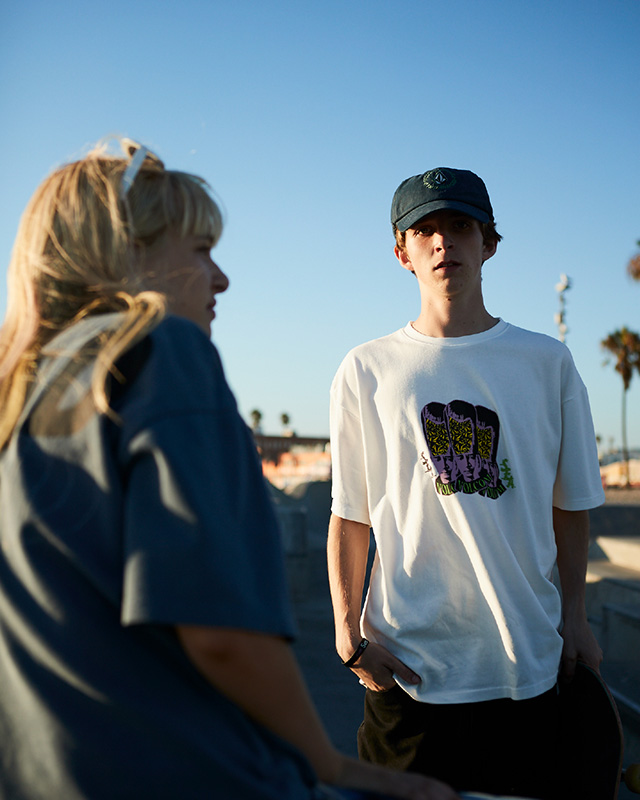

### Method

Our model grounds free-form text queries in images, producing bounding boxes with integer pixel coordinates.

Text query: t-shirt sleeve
[116,319,296,638]
[329,354,371,526]
[552,356,605,511]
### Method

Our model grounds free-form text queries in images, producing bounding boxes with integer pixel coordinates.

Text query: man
[327,167,604,798]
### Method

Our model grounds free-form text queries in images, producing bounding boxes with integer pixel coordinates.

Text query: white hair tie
[120,146,149,199]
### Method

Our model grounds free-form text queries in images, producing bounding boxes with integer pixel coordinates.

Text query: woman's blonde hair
[0,138,224,449]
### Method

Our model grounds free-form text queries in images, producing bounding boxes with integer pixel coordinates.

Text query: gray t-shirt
[0,313,315,799]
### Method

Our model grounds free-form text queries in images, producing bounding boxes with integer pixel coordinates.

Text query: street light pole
[554,273,571,343]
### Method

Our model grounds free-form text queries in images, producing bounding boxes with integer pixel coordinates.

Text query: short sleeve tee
[330,320,604,703]
[0,314,315,799]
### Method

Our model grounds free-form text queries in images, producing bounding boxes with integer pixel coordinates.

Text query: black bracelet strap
[342,638,369,668]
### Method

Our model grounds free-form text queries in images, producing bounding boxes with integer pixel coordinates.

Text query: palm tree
[249,408,263,432]
[628,245,640,281]
[601,327,640,486]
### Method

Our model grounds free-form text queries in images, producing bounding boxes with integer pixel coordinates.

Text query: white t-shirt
[330,320,604,704]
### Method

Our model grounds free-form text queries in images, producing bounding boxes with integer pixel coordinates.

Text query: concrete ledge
[276,505,310,602]
[590,502,640,538]
[595,537,640,572]
[586,562,640,638]
[587,559,640,585]
[602,661,640,765]
[602,603,640,661]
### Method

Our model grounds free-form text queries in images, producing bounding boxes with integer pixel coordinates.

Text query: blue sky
[1,0,639,450]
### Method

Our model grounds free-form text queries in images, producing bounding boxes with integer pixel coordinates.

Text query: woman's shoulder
[146,314,220,359]
[112,315,234,421]
[122,314,222,374]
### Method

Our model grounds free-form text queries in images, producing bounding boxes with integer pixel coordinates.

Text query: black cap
[391,167,494,232]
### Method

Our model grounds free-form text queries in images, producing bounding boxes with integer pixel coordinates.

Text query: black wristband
[342,638,369,668]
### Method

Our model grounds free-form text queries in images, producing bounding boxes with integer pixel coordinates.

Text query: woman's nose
[211,260,230,293]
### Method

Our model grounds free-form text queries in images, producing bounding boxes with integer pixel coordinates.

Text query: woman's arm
[176,625,340,781]
[176,625,457,799]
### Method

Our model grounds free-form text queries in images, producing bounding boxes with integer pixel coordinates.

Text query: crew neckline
[402,318,508,346]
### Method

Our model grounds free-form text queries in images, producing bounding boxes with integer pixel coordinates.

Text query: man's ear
[482,239,498,263]
[395,245,414,273]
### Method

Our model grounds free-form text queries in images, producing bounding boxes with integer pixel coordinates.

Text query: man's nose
[433,230,453,250]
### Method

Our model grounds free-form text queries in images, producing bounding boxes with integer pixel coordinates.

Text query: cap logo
[423,168,456,190]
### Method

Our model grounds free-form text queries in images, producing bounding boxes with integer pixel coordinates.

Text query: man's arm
[176,625,457,799]
[327,514,421,691]
[553,507,603,679]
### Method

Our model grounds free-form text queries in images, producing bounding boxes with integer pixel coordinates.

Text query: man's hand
[559,615,603,681]
[346,640,421,692]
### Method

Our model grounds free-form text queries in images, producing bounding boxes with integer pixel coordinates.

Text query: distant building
[600,458,640,488]
[253,434,331,491]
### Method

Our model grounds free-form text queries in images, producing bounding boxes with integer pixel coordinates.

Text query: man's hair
[393,218,502,254]
[0,139,223,449]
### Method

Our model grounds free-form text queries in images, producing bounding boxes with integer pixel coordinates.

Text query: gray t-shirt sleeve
[116,318,296,637]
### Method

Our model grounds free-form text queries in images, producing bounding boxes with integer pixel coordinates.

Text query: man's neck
[411,298,499,338]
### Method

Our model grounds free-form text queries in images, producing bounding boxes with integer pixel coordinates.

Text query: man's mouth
[436,260,461,270]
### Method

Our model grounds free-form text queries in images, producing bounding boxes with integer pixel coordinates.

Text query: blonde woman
[0,140,456,800]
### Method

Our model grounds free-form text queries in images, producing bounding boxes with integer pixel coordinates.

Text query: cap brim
[395,200,491,232]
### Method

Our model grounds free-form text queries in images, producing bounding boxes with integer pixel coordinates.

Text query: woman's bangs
[173,174,223,245]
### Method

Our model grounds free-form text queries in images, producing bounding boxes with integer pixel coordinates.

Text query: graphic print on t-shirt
[420,400,509,499]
